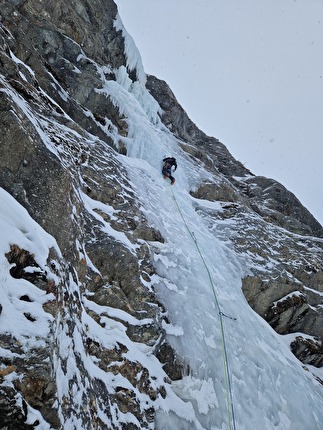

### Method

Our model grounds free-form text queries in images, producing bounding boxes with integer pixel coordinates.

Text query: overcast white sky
[115,0,323,227]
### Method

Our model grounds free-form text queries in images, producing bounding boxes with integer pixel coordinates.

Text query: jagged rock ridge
[0,1,322,429]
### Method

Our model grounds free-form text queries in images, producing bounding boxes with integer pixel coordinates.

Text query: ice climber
[162,157,177,185]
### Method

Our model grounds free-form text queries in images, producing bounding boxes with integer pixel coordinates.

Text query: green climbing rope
[170,186,237,430]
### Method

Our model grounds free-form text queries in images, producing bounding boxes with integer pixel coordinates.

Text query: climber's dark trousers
[162,165,174,183]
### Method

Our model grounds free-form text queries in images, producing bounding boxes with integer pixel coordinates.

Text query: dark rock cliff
[0,0,322,429]
[0,1,178,428]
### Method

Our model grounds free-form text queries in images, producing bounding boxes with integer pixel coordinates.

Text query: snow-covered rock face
[0,1,322,429]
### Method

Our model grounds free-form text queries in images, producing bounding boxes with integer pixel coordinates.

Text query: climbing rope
[170,185,237,430]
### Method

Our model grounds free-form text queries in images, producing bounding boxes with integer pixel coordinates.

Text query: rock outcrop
[0,1,182,428]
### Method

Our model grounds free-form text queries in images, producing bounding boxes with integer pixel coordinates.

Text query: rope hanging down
[170,186,237,430]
